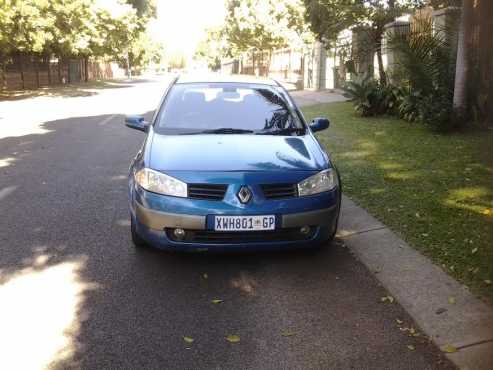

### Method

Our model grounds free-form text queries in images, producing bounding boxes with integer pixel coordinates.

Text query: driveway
[0,77,453,370]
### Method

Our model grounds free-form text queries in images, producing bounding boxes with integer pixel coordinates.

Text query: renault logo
[237,186,252,204]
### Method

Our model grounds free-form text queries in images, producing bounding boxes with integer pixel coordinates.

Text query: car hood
[149,134,327,172]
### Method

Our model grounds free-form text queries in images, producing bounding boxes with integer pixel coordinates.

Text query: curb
[338,196,493,370]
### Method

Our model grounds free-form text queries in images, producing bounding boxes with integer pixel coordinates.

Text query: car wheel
[131,217,148,248]
[320,198,341,248]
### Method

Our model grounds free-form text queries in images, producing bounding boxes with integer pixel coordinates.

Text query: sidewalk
[290,89,347,106]
[294,89,493,370]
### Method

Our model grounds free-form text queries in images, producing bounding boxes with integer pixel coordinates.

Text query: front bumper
[131,189,340,252]
[136,203,336,231]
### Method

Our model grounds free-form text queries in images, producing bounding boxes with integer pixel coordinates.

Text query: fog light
[300,226,311,235]
[174,228,186,240]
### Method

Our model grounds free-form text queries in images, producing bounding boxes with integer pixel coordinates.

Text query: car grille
[166,227,315,244]
[260,183,298,199]
[188,184,228,200]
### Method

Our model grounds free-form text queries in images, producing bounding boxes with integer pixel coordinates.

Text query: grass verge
[303,102,493,302]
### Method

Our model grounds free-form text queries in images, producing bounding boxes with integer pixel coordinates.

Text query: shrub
[388,17,457,131]
[343,77,398,117]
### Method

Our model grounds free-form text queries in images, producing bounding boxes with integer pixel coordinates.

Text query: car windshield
[154,82,304,135]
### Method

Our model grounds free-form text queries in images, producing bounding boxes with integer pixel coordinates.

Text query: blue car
[125,75,341,252]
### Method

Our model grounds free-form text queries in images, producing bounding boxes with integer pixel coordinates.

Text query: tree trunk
[453,0,474,124]
[57,57,61,84]
[478,0,493,126]
[252,51,255,76]
[0,58,5,90]
[19,54,25,89]
[84,57,89,82]
[46,55,52,85]
[376,38,386,85]
[35,57,40,88]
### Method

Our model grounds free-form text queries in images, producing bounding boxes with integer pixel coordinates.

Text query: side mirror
[125,115,149,132]
[310,117,330,133]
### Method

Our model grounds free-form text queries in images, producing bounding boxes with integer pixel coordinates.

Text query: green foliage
[222,0,312,55]
[303,0,426,84]
[0,0,161,71]
[388,17,457,130]
[343,77,398,116]
[194,28,228,71]
[302,0,365,46]
[344,16,459,131]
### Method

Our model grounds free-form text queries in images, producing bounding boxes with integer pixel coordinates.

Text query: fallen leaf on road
[448,296,456,305]
[471,247,478,254]
[436,307,447,315]
[226,334,240,343]
[211,299,224,304]
[281,330,296,337]
[183,336,194,344]
[395,319,403,325]
[381,295,394,304]
[441,344,458,353]
[407,344,415,351]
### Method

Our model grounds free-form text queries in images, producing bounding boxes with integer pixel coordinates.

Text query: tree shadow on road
[0,79,140,102]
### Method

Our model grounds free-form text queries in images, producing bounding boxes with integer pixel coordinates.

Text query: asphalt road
[0,77,454,370]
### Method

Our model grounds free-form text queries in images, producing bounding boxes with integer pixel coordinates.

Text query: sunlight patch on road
[0,255,96,370]
[230,272,257,296]
[0,76,171,140]
[0,157,16,168]
[0,186,17,201]
[0,122,52,140]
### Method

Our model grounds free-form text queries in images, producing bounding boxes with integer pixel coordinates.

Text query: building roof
[176,73,279,86]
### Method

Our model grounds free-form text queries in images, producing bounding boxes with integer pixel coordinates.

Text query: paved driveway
[0,77,453,370]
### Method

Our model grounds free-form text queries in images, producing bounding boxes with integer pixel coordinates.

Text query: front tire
[131,217,148,248]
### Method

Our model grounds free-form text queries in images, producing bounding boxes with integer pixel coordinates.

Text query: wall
[1,55,124,91]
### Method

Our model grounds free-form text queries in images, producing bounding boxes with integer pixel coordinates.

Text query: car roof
[175,73,279,86]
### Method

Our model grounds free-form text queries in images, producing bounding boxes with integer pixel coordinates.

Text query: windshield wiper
[255,127,305,135]
[183,128,254,135]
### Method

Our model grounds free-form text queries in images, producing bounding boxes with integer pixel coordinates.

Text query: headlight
[298,169,338,196]
[134,168,187,197]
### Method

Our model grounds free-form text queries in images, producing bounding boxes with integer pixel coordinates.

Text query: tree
[303,0,425,84]
[223,0,310,55]
[452,0,473,124]
[0,0,160,87]
[194,28,228,71]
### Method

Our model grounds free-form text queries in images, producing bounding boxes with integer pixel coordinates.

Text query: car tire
[131,217,148,248]
[319,195,341,249]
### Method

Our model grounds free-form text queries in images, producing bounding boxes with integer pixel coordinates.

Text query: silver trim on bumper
[282,206,337,228]
[136,203,206,230]
[136,203,337,231]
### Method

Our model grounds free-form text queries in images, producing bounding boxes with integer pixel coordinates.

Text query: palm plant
[387,16,457,130]
[343,76,399,117]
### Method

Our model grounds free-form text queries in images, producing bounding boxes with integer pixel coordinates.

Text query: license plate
[214,215,275,231]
